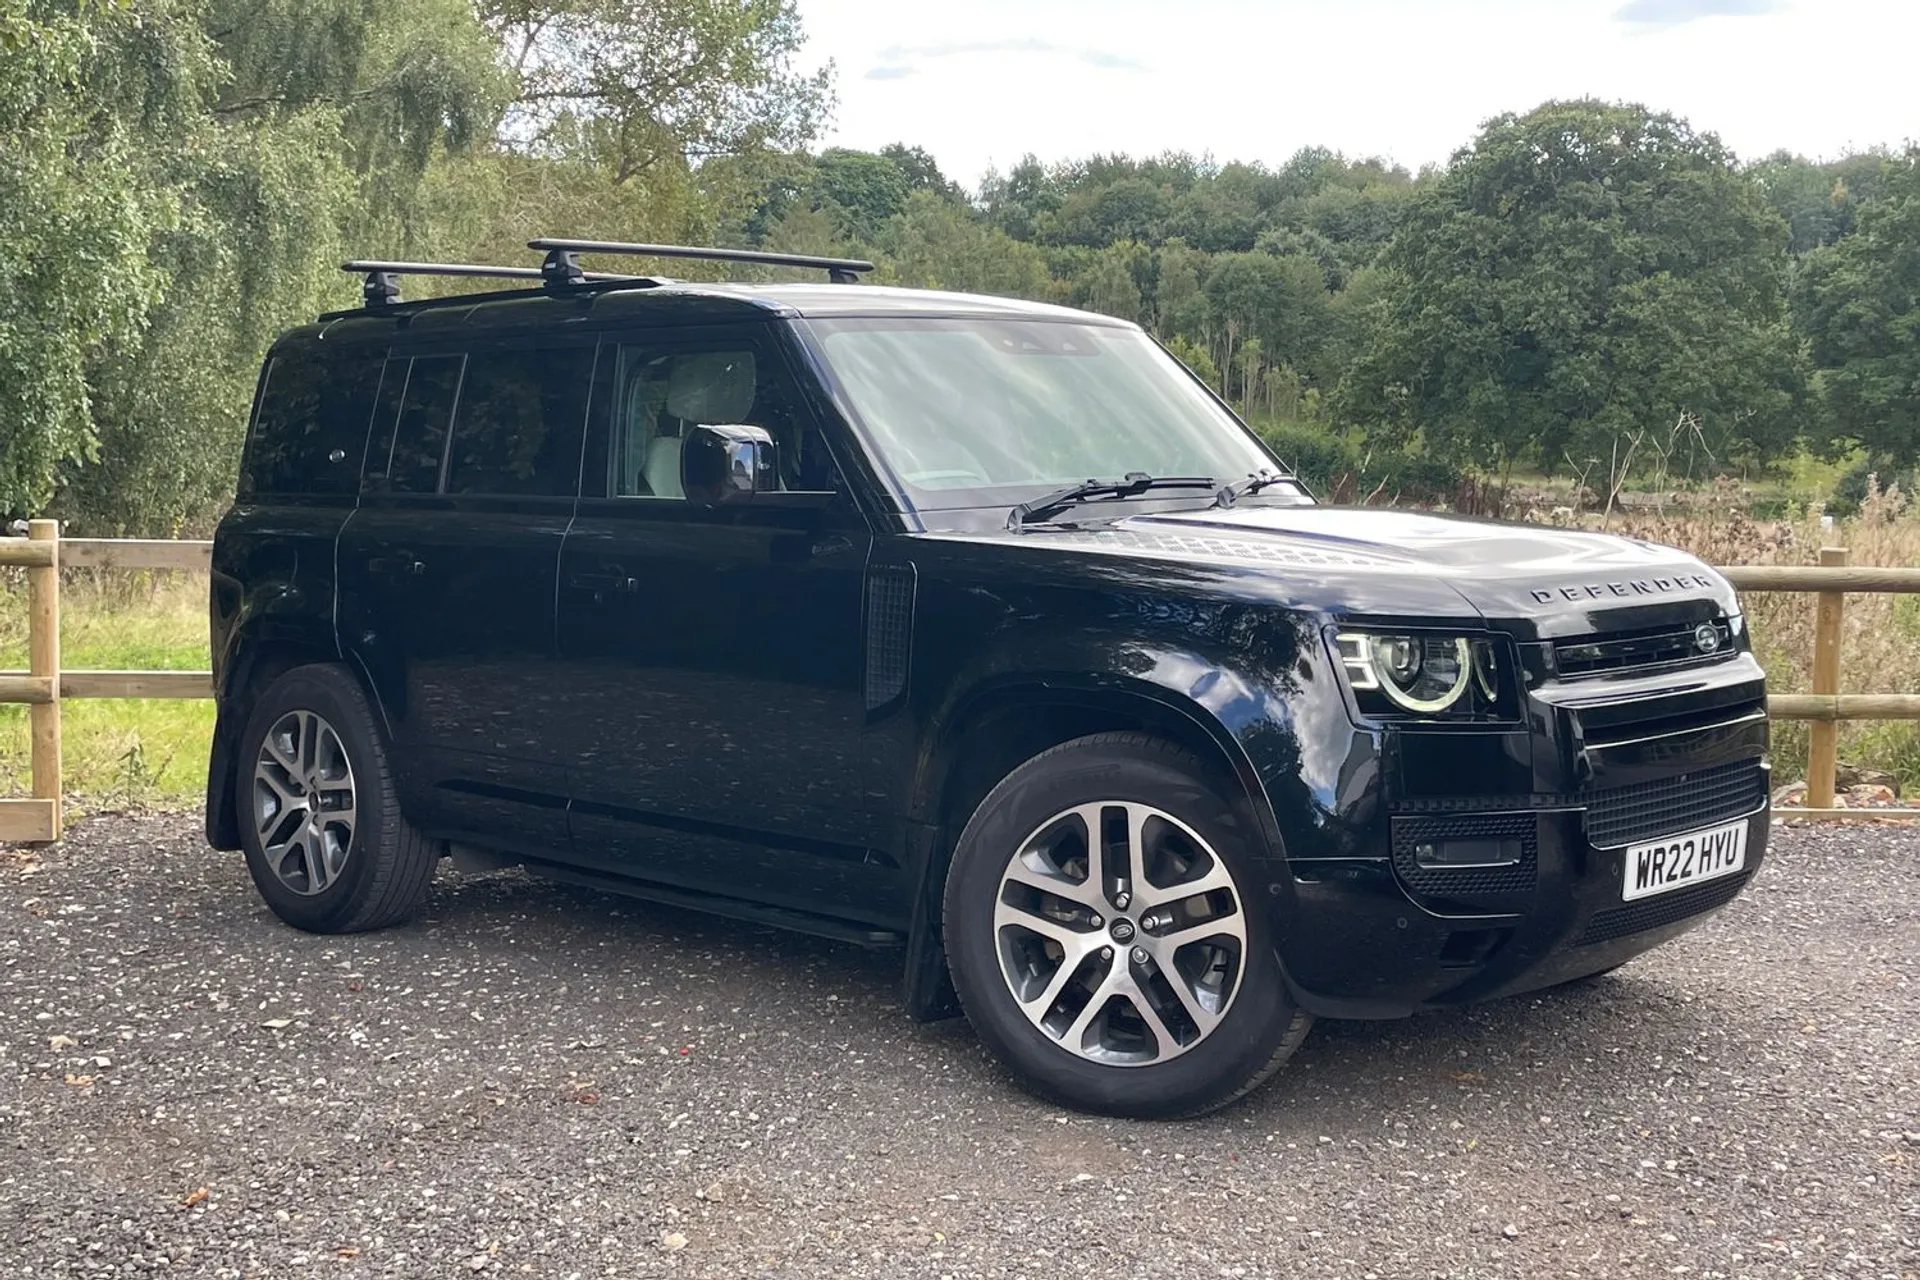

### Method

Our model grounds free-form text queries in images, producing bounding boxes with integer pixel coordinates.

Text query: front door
[336,336,594,852]
[556,325,890,921]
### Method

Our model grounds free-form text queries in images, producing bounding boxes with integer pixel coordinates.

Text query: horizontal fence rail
[4,524,1917,840]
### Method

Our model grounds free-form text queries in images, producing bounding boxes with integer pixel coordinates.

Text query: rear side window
[382,355,466,494]
[444,346,595,496]
[243,345,383,496]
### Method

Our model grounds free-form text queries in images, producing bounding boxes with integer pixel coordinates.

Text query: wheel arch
[900,675,1285,1021]
[205,618,356,850]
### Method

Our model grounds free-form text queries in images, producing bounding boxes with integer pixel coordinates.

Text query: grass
[0,571,213,811]
[5,481,1918,813]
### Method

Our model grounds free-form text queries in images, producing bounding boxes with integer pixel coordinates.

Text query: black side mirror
[682,424,776,504]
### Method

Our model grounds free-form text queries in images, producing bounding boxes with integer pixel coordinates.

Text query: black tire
[943,732,1312,1118]
[235,663,439,933]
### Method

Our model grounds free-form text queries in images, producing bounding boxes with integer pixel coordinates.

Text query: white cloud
[1615,0,1781,26]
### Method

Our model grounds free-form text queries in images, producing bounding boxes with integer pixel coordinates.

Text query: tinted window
[609,342,835,499]
[384,355,465,494]
[360,358,408,491]
[243,345,383,496]
[444,346,595,496]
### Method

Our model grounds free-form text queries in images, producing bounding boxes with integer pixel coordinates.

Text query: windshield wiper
[1009,472,1220,529]
[1212,470,1298,508]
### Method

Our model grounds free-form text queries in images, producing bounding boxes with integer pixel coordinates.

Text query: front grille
[1576,871,1751,946]
[1391,813,1538,909]
[1554,620,1733,679]
[1583,759,1767,848]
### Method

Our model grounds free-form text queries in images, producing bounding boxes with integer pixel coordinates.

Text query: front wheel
[943,733,1311,1118]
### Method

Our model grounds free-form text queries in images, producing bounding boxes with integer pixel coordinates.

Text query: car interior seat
[647,352,757,499]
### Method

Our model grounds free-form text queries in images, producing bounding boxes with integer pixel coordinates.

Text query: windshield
[806,317,1287,510]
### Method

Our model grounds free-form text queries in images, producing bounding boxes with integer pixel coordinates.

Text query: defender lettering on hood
[1530,573,1720,604]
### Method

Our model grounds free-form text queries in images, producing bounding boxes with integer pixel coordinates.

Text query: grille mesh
[1577,871,1751,946]
[1583,760,1767,848]
[1555,620,1733,679]
[863,568,915,710]
[1391,813,1538,904]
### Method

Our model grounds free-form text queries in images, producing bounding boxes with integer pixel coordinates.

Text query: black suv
[207,241,1769,1118]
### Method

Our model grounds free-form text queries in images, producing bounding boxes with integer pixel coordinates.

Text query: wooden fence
[4,522,1919,841]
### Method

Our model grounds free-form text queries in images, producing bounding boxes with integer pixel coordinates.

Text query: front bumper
[1279,795,1768,1018]
[1271,649,1771,1019]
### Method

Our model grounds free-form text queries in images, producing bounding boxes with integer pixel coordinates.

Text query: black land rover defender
[207,241,1769,1118]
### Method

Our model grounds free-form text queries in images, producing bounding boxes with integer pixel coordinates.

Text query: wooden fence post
[1805,545,1847,810]
[26,519,62,839]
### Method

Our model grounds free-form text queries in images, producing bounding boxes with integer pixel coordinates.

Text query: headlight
[1335,630,1510,718]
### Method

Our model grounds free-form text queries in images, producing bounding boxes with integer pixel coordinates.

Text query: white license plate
[1622,819,1748,901]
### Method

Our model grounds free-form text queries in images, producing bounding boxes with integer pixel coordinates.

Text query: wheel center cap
[1108,917,1136,943]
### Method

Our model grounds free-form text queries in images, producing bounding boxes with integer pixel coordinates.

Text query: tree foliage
[1795,149,1920,464]
[1338,100,1806,473]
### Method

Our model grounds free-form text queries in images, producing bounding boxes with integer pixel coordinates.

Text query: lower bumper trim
[1574,869,1753,946]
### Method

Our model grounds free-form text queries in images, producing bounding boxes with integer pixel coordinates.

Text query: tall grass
[1597,482,1920,791]
[0,571,213,810]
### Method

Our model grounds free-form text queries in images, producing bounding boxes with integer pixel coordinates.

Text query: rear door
[336,335,595,852]
[555,324,890,919]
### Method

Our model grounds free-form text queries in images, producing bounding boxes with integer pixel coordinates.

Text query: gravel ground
[1,816,1916,1280]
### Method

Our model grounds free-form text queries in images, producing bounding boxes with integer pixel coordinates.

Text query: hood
[998,503,1737,640]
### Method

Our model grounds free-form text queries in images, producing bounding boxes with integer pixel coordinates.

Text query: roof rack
[527,239,876,285]
[343,257,638,308]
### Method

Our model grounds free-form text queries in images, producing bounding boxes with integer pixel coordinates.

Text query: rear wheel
[236,664,438,933]
[943,732,1311,1118]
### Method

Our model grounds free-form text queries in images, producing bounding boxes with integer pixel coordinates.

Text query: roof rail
[527,239,876,285]
[342,258,636,308]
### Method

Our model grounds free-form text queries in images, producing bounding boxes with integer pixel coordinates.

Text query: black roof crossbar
[527,239,876,285]
[343,258,637,308]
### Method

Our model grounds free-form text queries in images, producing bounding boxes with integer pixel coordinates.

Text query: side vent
[864,565,917,710]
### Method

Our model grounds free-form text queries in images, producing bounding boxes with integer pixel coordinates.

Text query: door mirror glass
[682,423,777,504]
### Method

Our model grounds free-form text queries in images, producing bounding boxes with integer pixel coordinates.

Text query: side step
[505,852,905,949]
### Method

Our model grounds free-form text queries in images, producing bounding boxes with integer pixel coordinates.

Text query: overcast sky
[792,0,1919,185]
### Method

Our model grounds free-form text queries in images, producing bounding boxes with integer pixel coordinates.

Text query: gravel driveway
[2,816,1916,1279]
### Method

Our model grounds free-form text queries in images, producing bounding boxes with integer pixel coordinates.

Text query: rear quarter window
[242,345,383,497]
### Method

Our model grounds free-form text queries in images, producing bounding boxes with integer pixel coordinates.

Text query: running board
[513,854,905,949]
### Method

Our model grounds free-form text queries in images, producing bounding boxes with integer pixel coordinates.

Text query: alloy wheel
[252,710,358,896]
[992,800,1247,1066]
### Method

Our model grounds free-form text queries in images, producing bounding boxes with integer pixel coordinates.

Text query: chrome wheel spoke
[1127,987,1183,1057]
[1059,969,1118,1050]
[1001,860,1106,914]
[994,896,1090,953]
[1151,945,1226,1038]
[1137,856,1236,914]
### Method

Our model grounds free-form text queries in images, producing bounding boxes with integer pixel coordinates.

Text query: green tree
[485,0,831,184]
[1076,241,1147,323]
[876,190,1052,298]
[0,1,172,518]
[811,147,909,240]
[1339,100,1806,474]
[1794,149,1920,464]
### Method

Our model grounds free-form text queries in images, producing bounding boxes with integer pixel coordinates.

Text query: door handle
[569,572,638,593]
[368,554,426,576]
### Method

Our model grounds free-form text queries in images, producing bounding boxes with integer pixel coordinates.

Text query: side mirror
[682,424,776,504]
